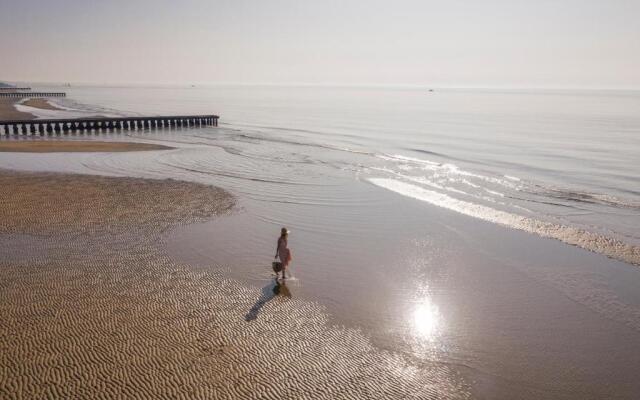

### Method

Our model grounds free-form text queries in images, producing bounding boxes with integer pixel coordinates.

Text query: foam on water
[369,178,640,266]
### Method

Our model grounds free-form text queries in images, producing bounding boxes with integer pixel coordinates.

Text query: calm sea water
[4,85,640,399]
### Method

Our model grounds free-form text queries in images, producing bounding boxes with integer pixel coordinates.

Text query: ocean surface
[3,85,640,399]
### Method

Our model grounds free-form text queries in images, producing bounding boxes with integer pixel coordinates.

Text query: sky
[1,0,639,88]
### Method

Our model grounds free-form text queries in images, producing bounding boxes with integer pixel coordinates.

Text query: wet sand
[0,140,174,153]
[0,170,469,399]
[0,99,34,121]
[21,98,63,111]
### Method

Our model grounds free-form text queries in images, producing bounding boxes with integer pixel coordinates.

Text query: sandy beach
[21,98,64,111]
[0,96,65,120]
[0,140,174,152]
[0,170,469,399]
[0,98,34,121]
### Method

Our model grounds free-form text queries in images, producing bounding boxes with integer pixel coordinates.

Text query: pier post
[0,114,219,135]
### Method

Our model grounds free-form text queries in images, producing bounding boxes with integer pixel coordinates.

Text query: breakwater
[0,115,219,135]
[0,92,65,98]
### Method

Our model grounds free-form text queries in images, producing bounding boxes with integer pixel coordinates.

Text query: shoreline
[0,140,175,152]
[0,98,35,121]
[21,97,64,111]
[0,96,66,121]
[0,96,175,153]
[0,169,469,398]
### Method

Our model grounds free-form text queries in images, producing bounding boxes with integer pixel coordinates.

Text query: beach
[0,141,173,152]
[0,170,470,399]
[21,98,62,111]
[1,87,640,399]
[0,101,468,399]
[3,0,639,397]
[0,98,34,121]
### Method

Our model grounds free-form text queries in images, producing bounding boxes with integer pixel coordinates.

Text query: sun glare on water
[412,298,441,340]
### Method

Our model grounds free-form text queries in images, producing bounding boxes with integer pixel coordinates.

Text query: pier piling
[0,92,66,98]
[0,115,219,136]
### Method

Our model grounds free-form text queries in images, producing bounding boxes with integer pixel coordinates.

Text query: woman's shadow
[245,279,291,321]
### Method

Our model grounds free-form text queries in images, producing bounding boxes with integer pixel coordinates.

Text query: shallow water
[2,85,640,398]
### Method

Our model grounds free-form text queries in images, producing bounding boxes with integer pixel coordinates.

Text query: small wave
[227,131,375,157]
[483,188,504,197]
[230,122,331,137]
[52,98,132,117]
[377,154,523,193]
[369,178,640,266]
[377,154,441,166]
[15,98,125,119]
[538,188,640,210]
[407,148,450,159]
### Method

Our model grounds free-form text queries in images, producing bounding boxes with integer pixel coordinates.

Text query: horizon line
[3,80,640,92]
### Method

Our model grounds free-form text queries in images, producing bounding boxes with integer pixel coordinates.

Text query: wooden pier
[0,115,219,135]
[0,92,65,98]
[0,87,31,91]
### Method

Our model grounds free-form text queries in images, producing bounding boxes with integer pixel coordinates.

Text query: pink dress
[277,237,292,267]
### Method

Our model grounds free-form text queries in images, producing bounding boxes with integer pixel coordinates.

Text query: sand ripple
[0,171,469,399]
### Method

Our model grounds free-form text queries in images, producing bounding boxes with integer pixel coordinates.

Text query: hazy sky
[1,0,639,88]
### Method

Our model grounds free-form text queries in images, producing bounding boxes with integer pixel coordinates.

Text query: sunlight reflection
[412,298,441,341]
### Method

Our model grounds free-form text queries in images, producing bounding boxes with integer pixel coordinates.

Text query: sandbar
[0,98,34,121]
[21,98,63,111]
[0,140,174,152]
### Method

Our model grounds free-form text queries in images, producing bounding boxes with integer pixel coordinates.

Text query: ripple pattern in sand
[0,171,469,399]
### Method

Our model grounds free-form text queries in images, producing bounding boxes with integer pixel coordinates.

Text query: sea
[3,85,640,399]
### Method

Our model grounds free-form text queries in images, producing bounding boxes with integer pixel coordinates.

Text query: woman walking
[275,227,293,280]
